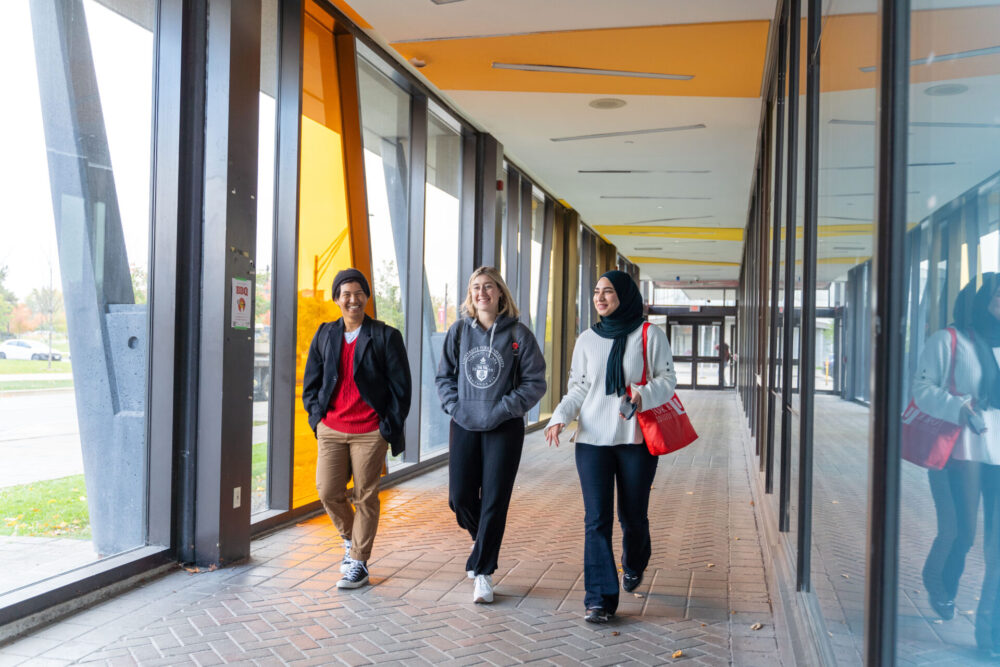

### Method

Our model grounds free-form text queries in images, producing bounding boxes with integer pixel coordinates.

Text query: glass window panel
[896,2,1000,658]
[420,112,461,460]
[0,0,155,594]
[670,324,694,357]
[696,362,720,387]
[293,10,355,506]
[810,1,877,659]
[530,195,544,332]
[252,0,279,515]
[357,58,411,470]
[697,325,720,357]
[674,361,692,387]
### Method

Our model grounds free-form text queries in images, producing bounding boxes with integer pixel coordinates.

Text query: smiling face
[593,277,620,318]
[335,281,368,321]
[470,274,500,317]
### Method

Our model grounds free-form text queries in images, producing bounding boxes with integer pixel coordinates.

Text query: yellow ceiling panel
[391,21,770,98]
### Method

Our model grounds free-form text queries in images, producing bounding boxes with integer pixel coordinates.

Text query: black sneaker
[585,607,611,624]
[337,560,369,589]
[622,571,643,593]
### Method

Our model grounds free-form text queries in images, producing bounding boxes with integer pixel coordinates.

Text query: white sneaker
[473,574,494,604]
[339,539,352,574]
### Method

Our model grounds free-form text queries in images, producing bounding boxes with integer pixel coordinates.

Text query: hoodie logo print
[463,346,504,389]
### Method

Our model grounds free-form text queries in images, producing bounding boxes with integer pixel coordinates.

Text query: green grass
[252,442,268,495]
[0,359,72,374]
[0,474,91,539]
[0,380,74,392]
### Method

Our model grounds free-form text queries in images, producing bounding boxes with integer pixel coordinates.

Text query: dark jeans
[575,442,659,614]
[976,464,1000,648]
[923,459,981,604]
[448,417,525,576]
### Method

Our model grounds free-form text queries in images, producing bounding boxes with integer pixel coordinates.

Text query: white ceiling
[346,0,778,42]
[342,0,1000,289]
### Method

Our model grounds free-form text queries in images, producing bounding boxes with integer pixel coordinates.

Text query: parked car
[0,339,63,361]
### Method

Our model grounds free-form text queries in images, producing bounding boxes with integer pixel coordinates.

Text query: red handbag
[901,327,962,470]
[630,322,699,456]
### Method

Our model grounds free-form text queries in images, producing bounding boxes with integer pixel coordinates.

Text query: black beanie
[332,268,371,299]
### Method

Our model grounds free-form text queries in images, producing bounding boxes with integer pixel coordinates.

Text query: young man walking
[302,268,411,589]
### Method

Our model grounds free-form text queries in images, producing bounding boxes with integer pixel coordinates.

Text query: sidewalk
[0,391,781,666]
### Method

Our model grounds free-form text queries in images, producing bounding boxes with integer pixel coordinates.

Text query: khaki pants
[315,423,387,562]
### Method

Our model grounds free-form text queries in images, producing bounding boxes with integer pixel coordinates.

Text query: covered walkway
[0,392,780,666]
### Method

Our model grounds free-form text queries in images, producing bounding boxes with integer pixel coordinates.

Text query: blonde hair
[462,266,520,319]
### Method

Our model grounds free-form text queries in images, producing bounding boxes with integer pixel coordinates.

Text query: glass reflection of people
[913,273,1000,651]
[435,267,547,604]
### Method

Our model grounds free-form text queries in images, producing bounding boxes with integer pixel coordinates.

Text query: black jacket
[302,315,411,456]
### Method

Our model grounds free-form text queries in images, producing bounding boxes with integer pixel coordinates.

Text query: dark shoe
[585,607,611,624]
[929,597,954,621]
[622,571,643,593]
[337,560,369,589]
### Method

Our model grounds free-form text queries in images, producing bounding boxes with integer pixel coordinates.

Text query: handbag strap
[640,322,650,386]
[946,327,958,396]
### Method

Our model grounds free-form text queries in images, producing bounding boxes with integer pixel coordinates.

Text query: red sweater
[322,339,380,433]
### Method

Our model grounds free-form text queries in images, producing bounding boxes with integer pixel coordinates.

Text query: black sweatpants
[448,417,525,576]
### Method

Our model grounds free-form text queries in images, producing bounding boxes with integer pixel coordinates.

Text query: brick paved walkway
[0,391,780,666]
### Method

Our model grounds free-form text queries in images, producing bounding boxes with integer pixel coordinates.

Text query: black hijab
[591,270,645,396]
[953,273,1000,408]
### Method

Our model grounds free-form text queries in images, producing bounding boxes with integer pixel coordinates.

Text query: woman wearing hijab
[544,271,677,623]
[914,273,1000,652]
[436,266,547,604]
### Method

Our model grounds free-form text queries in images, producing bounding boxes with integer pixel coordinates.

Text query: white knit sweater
[550,323,677,446]
[913,327,1000,464]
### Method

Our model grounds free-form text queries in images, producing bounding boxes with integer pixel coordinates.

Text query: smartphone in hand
[969,411,988,435]
[619,395,637,420]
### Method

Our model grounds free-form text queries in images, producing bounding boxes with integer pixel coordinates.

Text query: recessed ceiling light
[409,57,427,68]
[589,98,626,110]
[551,124,706,143]
[925,83,968,96]
[492,62,693,80]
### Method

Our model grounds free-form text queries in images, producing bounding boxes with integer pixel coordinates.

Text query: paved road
[0,389,272,488]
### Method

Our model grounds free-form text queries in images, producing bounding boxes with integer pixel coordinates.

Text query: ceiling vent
[832,118,1000,129]
[859,45,1000,72]
[492,62,693,80]
[625,215,715,224]
[579,169,710,174]
[551,124,706,143]
[589,98,627,110]
[430,0,466,4]
[601,195,711,200]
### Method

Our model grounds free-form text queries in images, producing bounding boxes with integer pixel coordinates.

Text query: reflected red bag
[901,327,961,470]
[630,323,698,456]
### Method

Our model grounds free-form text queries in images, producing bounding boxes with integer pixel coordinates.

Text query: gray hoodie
[435,315,547,432]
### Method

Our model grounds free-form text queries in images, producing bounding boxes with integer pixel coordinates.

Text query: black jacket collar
[325,315,373,372]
